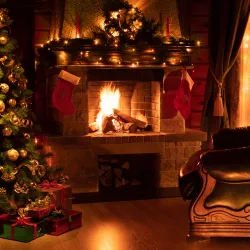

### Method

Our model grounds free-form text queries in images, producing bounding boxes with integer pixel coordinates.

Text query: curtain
[239,19,250,126]
[201,0,250,133]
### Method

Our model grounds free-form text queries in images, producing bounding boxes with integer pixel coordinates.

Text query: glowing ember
[96,84,120,131]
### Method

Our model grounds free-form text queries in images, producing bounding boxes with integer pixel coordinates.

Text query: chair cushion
[205,164,250,182]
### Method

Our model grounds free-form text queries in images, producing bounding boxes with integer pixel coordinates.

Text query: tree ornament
[8,99,16,107]
[0,187,6,195]
[9,112,20,125]
[30,159,39,167]
[18,79,28,89]
[20,118,33,128]
[0,36,7,45]
[14,182,29,194]
[23,133,30,140]
[0,100,5,112]
[2,127,12,136]
[0,166,18,182]
[19,149,28,158]
[8,73,16,83]
[0,83,9,93]
[20,100,28,108]
[2,59,14,67]
[6,148,19,161]
[37,165,45,177]
[29,182,37,189]
[0,55,7,62]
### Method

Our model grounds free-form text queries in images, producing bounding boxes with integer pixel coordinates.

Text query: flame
[96,84,120,130]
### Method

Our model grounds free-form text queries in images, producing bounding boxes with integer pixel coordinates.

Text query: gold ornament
[0,166,18,182]
[28,195,51,209]
[29,182,37,189]
[0,187,6,194]
[0,100,5,112]
[23,133,30,140]
[19,149,28,158]
[6,148,19,161]
[30,159,39,167]
[37,165,45,177]
[0,36,7,45]
[2,127,12,136]
[0,83,9,93]
[9,112,20,125]
[14,182,29,194]
[17,207,29,218]
[18,164,36,175]
[20,100,28,108]
[8,73,16,83]
[18,79,28,89]
[0,55,7,62]
[20,119,33,128]
[2,59,14,67]
[8,99,16,107]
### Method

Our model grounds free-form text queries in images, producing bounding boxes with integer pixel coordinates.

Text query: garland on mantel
[37,0,200,67]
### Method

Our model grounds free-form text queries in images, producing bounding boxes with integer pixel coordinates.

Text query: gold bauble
[8,99,16,107]
[0,83,9,93]
[0,36,7,45]
[37,165,45,177]
[20,100,28,108]
[23,133,30,140]
[0,187,6,195]
[2,127,12,136]
[0,100,5,112]
[8,73,16,83]
[19,149,28,158]
[30,159,39,167]
[6,148,19,161]
[9,112,20,125]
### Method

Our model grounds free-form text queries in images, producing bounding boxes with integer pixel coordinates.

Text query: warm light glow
[239,18,250,126]
[186,48,191,52]
[34,138,38,144]
[80,51,83,55]
[96,84,120,131]
[64,40,68,45]
[197,40,201,46]
[94,39,100,45]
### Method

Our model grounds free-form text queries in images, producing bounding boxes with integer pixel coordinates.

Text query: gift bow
[11,216,37,239]
[37,180,62,189]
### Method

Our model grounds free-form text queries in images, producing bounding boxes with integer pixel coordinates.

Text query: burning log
[89,122,99,132]
[123,123,137,133]
[113,108,147,129]
[102,115,116,133]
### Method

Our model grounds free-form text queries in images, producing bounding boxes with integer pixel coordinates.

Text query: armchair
[179,126,250,238]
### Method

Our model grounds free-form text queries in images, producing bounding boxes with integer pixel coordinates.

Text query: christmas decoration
[14,182,29,194]
[19,149,27,158]
[9,112,19,125]
[6,148,19,161]
[20,100,28,108]
[0,36,7,45]
[52,70,81,115]
[0,100,5,112]
[8,99,16,107]
[0,83,9,93]
[0,166,18,182]
[174,68,194,119]
[23,132,30,140]
[2,127,12,136]
[0,187,7,194]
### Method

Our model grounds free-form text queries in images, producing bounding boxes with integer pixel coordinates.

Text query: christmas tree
[0,8,55,215]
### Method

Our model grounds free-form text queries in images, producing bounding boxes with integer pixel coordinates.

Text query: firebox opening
[98,153,160,189]
[88,81,160,134]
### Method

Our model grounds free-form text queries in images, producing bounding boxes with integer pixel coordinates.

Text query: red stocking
[52,70,81,115]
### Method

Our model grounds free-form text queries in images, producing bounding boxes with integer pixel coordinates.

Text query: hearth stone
[47,129,206,194]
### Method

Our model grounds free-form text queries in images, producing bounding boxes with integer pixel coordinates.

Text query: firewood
[102,115,116,133]
[113,108,147,129]
[89,122,99,132]
[123,123,137,133]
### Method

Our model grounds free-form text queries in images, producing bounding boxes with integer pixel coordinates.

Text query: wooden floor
[1,198,250,250]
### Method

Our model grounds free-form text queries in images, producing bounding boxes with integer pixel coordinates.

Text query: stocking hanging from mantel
[52,70,81,115]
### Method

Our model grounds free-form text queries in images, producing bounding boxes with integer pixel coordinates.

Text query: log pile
[89,108,148,133]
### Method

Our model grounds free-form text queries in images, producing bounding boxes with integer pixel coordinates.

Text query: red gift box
[37,181,72,210]
[27,204,55,219]
[45,210,82,236]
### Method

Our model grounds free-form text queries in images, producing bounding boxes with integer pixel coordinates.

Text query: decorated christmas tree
[0,8,57,216]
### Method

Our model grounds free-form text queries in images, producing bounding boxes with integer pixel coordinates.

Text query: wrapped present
[0,217,45,242]
[45,209,82,236]
[37,180,72,210]
[27,204,55,219]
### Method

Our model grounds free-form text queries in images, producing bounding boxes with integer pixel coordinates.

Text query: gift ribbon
[37,180,62,189]
[11,217,37,240]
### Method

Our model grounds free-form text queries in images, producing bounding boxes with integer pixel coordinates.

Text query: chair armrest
[201,146,250,165]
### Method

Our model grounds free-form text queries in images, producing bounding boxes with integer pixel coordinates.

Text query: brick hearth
[48,129,206,193]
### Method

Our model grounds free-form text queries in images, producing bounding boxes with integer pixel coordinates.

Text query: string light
[186,48,191,52]
[197,40,201,46]
[64,40,68,45]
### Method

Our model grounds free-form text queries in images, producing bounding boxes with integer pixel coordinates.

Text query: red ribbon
[11,217,37,240]
[37,180,62,189]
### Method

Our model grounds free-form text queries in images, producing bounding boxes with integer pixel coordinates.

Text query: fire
[96,84,120,130]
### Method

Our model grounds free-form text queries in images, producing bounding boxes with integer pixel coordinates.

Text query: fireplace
[45,65,206,195]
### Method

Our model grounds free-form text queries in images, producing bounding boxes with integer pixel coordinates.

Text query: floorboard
[1,198,250,250]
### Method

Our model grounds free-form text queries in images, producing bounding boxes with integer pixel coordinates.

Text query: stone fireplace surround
[45,65,206,194]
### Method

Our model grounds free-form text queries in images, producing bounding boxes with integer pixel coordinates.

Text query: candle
[166,16,171,39]
[76,12,81,38]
